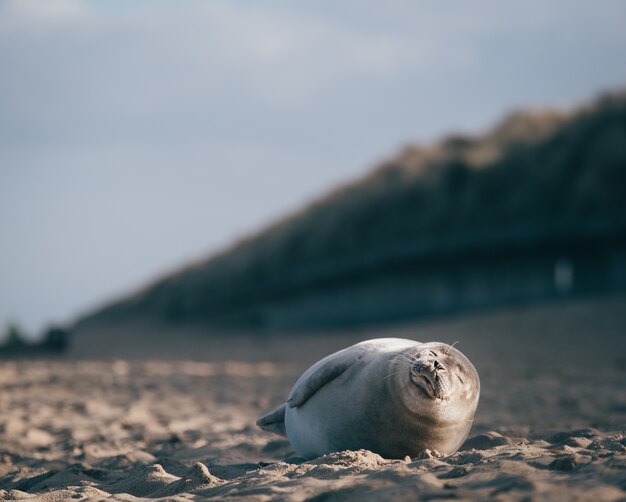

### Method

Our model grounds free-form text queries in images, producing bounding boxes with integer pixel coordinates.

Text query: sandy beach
[1,295,625,500]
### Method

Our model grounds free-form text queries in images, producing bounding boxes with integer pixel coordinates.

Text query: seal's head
[408,342,479,403]
[386,341,480,455]
[392,342,480,427]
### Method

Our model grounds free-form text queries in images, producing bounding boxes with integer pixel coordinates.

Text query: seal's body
[257,338,480,459]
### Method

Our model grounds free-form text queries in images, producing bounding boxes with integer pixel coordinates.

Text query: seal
[256,338,480,459]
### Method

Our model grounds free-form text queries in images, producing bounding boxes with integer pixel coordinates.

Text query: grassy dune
[76,90,626,329]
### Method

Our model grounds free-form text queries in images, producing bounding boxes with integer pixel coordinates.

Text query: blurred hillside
[76,89,626,331]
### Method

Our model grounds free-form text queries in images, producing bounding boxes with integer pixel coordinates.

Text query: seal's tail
[256,403,287,437]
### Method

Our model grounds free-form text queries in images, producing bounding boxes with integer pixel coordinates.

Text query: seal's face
[408,342,479,406]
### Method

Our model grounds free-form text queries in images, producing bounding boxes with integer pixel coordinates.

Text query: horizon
[2,0,626,335]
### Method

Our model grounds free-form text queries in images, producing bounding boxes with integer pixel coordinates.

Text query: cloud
[2,0,84,22]
[0,0,487,142]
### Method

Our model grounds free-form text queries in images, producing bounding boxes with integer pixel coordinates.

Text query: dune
[72,89,626,337]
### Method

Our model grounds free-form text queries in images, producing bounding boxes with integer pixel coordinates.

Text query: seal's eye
[457,374,465,384]
[430,350,437,357]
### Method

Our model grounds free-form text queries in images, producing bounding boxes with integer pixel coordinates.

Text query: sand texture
[1,296,626,500]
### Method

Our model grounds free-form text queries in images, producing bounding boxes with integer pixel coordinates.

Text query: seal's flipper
[287,345,366,408]
[256,403,287,436]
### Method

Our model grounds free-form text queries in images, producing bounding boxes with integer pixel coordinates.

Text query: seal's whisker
[384,370,405,381]
[397,354,417,363]
[383,370,405,381]
[443,341,460,355]
[384,362,411,380]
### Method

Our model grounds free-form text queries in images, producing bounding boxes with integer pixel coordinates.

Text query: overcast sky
[1,0,626,335]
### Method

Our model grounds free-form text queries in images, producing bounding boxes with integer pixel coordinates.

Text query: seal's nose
[433,360,444,371]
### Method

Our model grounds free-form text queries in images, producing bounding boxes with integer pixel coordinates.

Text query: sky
[1,0,626,336]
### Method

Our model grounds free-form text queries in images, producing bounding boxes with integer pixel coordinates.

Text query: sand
[1,295,625,500]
